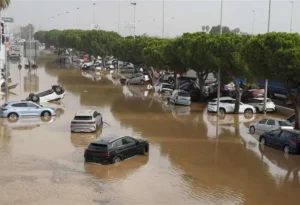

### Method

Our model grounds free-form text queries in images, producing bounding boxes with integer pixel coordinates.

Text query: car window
[287,114,296,123]
[258,119,268,124]
[74,116,92,120]
[278,121,289,126]
[269,129,281,136]
[279,130,292,138]
[178,92,189,97]
[27,103,38,108]
[11,103,27,107]
[266,119,275,126]
[124,137,136,144]
[113,140,123,148]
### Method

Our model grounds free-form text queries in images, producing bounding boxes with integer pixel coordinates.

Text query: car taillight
[88,121,95,124]
[99,152,110,156]
[290,140,297,146]
[71,122,77,124]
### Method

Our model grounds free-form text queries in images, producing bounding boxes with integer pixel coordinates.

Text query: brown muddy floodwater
[0,54,300,205]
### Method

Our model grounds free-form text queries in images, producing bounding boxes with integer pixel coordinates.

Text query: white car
[244,98,276,113]
[249,118,294,134]
[207,97,256,114]
[81,61,95,69]
[26,85,66,103]
[154,83,173,93]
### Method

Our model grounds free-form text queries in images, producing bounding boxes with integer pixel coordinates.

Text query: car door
[274,130,289,149]
[264,119,276,132]
[267,129,282,147]
[256,119,268,133]
[129,74,136,84]
[27,102,40,116]
[122,137,138,158]
[11,103,29,116]
[224,100,235,113]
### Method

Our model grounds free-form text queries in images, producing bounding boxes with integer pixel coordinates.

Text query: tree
[210,34,250,113]
[209,25,231,34]
[244,33,300,129]
[44,29,62,47]
[34,30,47,43]
[0,0,10,10]
[175,32,218,101]
[231,28,240,34]
[142,38,167,70]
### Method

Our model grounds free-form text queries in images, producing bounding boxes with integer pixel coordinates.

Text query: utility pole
[162,0,165,38]
[289,1,294,33]
[118,0,121,34]
[131,2,137,38]
[93,3,96,25]
[77,7,80,29]
[252,10,255,35]
[217,0,224,116]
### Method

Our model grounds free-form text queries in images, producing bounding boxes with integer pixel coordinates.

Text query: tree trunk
[293,95,300,130]
[233,81,242,114]
[197,72,206,102]
[173,70,178,89]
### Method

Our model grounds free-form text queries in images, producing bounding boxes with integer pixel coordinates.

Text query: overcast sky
[2,0,299,37]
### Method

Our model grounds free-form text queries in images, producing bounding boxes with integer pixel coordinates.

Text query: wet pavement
[0,54,300,205]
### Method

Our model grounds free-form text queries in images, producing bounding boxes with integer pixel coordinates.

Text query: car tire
[41,116,51,122]
[244,108,253,114]
[32,95,40,103]
[140,146,146,155]
[41,111,51,117]
[55,86,63,94]
[8,112,19,122]
[219,108,226,114]
[249,126,255,134]
[29,93,35,98]
[284,145,290,154]
[113,156,122,164]
[260,137,266,145]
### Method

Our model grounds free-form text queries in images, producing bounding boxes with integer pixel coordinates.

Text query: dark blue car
[259,129,300,154]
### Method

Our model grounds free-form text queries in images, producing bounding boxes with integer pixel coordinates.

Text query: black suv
[84,134,149,164]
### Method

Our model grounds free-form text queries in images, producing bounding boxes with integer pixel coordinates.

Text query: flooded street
[1,54,300,205]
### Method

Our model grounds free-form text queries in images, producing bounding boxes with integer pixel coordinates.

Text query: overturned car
[26,85,66,103]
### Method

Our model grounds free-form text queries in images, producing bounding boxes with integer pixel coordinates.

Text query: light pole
[162,0,165,38]
[130,2,137,37]
[217,0,224,116]
[93,3,96,25]
[290,1,294,33]
[77,7,80,29]
[263,0,272,114]
[252,10,255,35]
[118,0,121,34]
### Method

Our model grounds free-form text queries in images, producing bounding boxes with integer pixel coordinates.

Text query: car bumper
[71,126,97,133]
[84,153,113,164]
[207,105,217,112]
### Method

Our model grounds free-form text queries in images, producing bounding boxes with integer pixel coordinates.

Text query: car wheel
[260,137,266,145]
[249,126,255,134]
[41,111,51,117]
[219,108,226,114]
[32,95,39,103]
[284,145,290,154]
[140,146,146,155]
[8,112,19,122]
[41,116,51,122]
[55,86,62,93]
[29,93,34,98]
[244,108,253,114]
[113,156,122,164]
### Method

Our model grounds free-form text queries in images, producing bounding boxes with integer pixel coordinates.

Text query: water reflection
[0,116,56,130]
[24,69,39,92]
[84,155,149,181]
[81,70,102,82]
[70,128,102,148]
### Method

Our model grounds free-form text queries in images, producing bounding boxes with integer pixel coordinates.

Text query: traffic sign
[2,17,14,23]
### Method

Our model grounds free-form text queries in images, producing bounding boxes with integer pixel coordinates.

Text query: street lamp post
[290,1,294,33]
[217,0,224,116]
[130,2,137,38]
[162,0,165,38]
[77,7,80,29]
[93,3,96,25]
[118,0,121,34]
[252,10,255,35]
[263,0,272,114]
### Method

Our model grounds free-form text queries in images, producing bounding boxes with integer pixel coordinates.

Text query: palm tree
[0,0,10,10]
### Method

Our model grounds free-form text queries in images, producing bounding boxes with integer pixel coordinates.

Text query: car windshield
[74,116,92,120]
[178,92,190,97]
[162,84,172,89]
[278,121,289,126]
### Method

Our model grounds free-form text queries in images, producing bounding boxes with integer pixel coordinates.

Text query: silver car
[127,73,150,85]
[0,101,56,120]
[249,118,293,134]
[71,110,103,133]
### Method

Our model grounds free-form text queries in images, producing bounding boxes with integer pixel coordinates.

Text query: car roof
[5,101,33,104]
[75,110,95,116]
[92,134,124,144]
[252,97,270,100]
[212,97,235,100]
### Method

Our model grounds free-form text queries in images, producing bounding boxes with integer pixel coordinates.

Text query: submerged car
[26,85,66,103]
[81,61,95,69]
[168,90,191,106]
[286,114,296,127]
[207,97,256,114]
[259,129,300,154]
[127,73,150,85]
[84,134,149,164]
[0,101,56,121]
[245,98,276,113]
[71,110,103,133]
[249,118,293,134]
[154,83,173,93]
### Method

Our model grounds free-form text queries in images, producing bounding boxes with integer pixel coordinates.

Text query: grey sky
[2,0,298,37]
